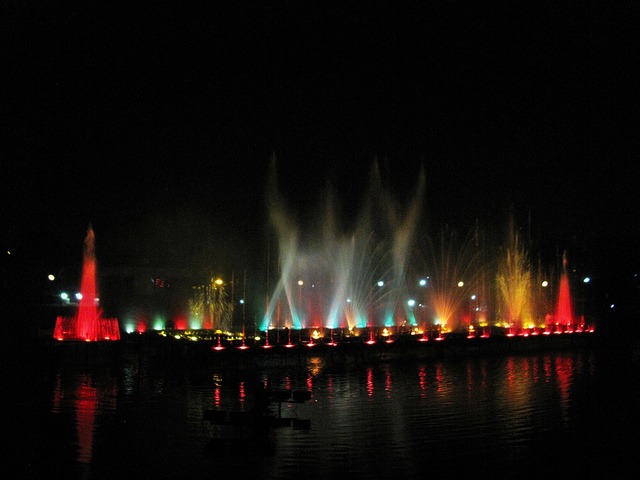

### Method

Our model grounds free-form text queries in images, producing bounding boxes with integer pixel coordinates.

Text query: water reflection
[17,343,640,479]
[49,369,119,466]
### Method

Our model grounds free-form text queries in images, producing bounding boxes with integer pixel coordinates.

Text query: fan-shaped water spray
[262,160,426,335]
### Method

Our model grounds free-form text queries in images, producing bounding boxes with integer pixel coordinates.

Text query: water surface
[5,338,640,479]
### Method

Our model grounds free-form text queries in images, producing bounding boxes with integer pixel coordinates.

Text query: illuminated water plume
[263,160,425,332]
[53,225,120,341]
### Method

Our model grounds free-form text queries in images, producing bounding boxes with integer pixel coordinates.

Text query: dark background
[3,2,639,328]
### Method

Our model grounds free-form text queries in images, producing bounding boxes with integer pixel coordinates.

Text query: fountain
[257,159,594,346]
[423,226,481,335]
[53,225,120,341]
[261,159,427,339]
[552,251,576,333]
[496,223,534,335]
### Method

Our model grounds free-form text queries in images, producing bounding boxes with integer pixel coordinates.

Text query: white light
[60,292,69,301]
[419,279,427,286]
[377,280,384,287]
[583,277,591,284]
[542,280,549,287]
[407,299,416,307]
[471,294,476,300]
[48,274,55,281]
[239,299,244,304]
[75,293,83,300]
[457,281,464,287]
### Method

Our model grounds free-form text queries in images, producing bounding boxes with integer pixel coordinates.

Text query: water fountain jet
[53,225,120,342]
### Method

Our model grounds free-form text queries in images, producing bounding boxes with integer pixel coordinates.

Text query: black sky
[4,2,640,283]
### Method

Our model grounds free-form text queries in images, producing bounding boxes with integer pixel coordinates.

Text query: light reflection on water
[9,342,640,479]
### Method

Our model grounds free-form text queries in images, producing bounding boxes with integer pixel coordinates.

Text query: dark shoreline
[27,329,616,368]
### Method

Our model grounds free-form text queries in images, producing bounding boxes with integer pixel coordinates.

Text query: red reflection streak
[385,370,392,397]
[467,364,473,392]
[51,373,62,413]
[307,375,313,392]
[506,357,516,387]
[435,364,443,393]
[214,387,221,407]
[367,368,374,397]
[555,356,573,412]
[75,379,97,463]
[285,376,292,391]
[544,356,552,382]
[239,382,245,404]
[418,367,427,398]
[532,357,540,384]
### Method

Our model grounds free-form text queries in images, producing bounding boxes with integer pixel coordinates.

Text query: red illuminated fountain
[552,252,575,334]
[53,225,120,342]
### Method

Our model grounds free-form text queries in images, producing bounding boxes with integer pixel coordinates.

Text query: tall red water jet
[553,252,575,332]
[53,226,120,341]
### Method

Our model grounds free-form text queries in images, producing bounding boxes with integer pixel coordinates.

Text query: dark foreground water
[4,334,640,480]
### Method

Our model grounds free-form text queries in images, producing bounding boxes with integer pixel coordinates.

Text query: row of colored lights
[206,327,595,352]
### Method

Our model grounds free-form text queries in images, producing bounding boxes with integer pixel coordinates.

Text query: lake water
[5,334,640,479]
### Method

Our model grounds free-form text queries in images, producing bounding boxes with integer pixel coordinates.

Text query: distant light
[419,279,427,286]
[407,299,416,307]
[75,293,83,300]
[377,280,384,287]
[346,298,351,303]
[610,304,615,309]
[48,274,55,281]
[239,299,244,304]
[215,278,223,285]
[583,277,591,284]
[471,294,476,300]
[297,279,304,286]
[542,280,549,287]
[60,292,69,301]
[457,281,464,287]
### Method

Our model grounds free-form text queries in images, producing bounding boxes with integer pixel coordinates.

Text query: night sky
[4,3,639,304]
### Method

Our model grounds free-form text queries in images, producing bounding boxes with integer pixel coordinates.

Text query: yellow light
[215,278,223,285]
